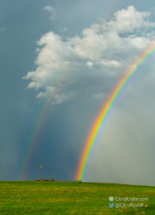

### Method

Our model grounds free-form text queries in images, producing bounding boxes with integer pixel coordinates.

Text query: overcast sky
[1,0,155,186]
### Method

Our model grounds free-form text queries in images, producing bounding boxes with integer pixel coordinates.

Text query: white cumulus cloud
[23,6,155,105]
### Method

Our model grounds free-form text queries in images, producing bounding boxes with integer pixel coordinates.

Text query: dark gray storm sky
[1,0,155,185]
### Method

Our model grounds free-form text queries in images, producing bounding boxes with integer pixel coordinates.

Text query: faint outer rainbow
[75,41,155,181]
[18,73,65,180]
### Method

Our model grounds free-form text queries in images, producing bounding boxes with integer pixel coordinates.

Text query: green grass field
[0,181,154,214]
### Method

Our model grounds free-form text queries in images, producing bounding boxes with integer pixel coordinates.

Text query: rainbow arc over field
[75,41,155,181]
[19,0,122,180]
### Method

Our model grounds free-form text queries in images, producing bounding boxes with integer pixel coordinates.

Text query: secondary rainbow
[75,41,155,181]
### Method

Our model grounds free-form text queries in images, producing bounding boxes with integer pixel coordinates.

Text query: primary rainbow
[75,41,155,181]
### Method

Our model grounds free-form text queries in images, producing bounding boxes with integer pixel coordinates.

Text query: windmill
[38,165,43,180]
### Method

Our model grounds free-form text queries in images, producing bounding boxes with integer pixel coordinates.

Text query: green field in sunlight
[0,181,154,214]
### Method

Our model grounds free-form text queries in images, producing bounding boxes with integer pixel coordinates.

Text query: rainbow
[19,73,65,180]
[18,0,121,180]
[75,41,155,181]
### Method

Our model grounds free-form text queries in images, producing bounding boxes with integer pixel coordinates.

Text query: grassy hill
[0,181,154,214]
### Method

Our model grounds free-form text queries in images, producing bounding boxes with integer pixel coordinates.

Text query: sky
[1,0,155,186]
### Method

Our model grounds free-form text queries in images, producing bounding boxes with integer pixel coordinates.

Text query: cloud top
[43,5,57,20]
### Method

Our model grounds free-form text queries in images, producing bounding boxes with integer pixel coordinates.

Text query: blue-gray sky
[1,0,155,186]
